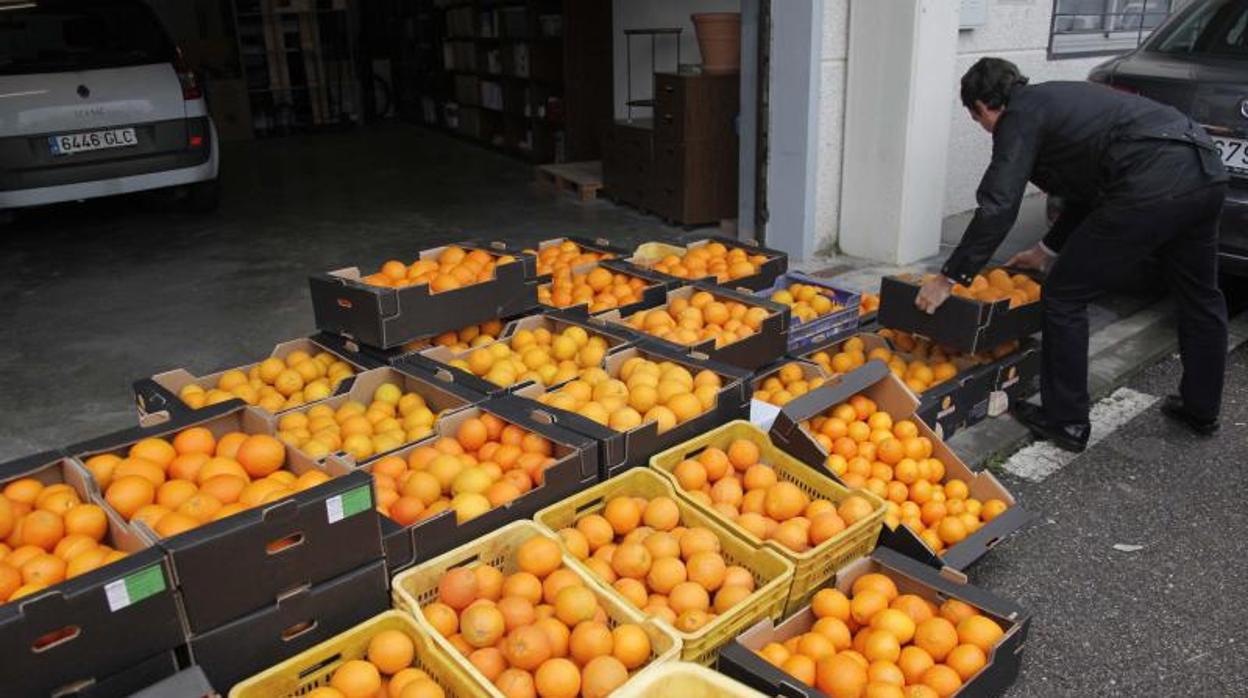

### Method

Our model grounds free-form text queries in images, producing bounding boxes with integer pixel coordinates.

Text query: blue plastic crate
[756,271,860,353]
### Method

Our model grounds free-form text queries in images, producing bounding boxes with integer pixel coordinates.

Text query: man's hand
[1006,242,1056,273]
[915,275,955,315]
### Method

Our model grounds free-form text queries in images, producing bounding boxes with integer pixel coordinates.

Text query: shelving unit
[231,0,360,138]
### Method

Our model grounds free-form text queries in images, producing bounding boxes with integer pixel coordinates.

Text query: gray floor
[993,346,1248,697]
[0,124,688,460]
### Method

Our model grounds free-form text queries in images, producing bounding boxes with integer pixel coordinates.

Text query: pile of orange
[421,535,653,698]
[644,242,769,283]
[670,440,876,553]
[756,574,1006,698]
[943,268,1041,308]
[769,283,843,324]
[305,629,444,698]
[556,495,758,633]
[536,356,721,434]
[528,240,613,277]
[624,290,771,349]
[361,246,517,293]
[178,349,355,413]
[86,428,331,539]
[859,293,880,316]
[753,362,829,407]
[372,414,556,527]
[801,395,1009,555]
[878,329,1021,367]
[276,383,439,461]
[416,319,506,353]
[447,325,612,388]
[0,479,122,603]
[538,266,653,313]
[808,336,960,395]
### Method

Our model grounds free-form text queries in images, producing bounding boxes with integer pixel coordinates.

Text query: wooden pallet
[536,161,603,201]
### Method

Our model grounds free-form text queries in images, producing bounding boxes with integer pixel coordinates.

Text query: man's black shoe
[1160,395,1219,435]
[1012,401,1090,453]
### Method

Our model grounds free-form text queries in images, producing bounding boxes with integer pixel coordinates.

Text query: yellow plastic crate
[650,420,887,615]
[391,520,680,697]
[228,611,469,698]
[533,468,793,666]
[612,661,768,698]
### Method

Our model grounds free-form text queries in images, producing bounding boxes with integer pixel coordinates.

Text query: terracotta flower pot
[692,12,741,75]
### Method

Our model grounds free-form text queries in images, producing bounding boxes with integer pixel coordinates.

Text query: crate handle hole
[267,532,305,555]
[282,619,318,642]
[450,553,483,570]
[32,625,80,653]
[297,652,344,680]
[574,497,605,516]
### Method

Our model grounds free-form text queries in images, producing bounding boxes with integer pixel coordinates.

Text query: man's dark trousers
[1040,182,1229,426]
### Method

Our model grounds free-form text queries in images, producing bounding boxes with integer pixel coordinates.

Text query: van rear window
[0,0,175,75]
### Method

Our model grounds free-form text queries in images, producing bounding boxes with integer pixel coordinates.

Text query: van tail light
[173,48,202,101]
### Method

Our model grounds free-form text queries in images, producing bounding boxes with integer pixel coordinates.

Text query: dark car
[1086,0,1248,274]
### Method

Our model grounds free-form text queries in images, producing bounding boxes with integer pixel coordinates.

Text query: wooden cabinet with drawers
[603,72,738,225]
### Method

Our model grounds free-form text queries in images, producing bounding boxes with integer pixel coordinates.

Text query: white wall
[812,0,849,255]
[812,0,1133,254]
[611,0,741,120]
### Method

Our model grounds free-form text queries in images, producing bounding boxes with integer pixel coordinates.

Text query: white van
[0,0,220,212]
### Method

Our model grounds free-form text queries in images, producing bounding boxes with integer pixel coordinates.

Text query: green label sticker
[327,485,373,524]
[104,565,166,612]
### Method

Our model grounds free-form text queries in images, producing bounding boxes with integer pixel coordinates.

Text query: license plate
[1214,136,1248,175]
[48,128,137,156]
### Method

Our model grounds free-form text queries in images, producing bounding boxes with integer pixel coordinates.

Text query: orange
[890,594,935,625]
[727,440,760,470]
[130,438,177,468]
[516,537,562,579]
[850,590,889,625]
[461,603,506,648]
[0,562,20,600]
[215,432,248,459]
[581,655,628,698]
[569,621,613,665]
[114,458,166,487]
[534,658,580,698]
[913,618,958,661]
[815,653,868,698]
[783,654,818,686]
[812,588,851,622]
[103,476,154,526]
[502,572,543,606]
[52,534,97,562]
[83,455,121,490]
[235,435,286,477]
[437,567,478,610]
[173,427,216,456]
[504,625,553,671]
[21,553,67,586]
[366,629,415,674]
[154,512,200,538]
[920,664,962,697]
[330,659,382,698]
[62,504,108,542]
[553,585,598,627]
[939,598,977,626]
[871,609,916,644]
[956,615,1004,652]
[611,623,651,669]
[423,602,458,637]
[862,629,901,663]
[21,510,64,552]
[945,643,987,680]
[494,668,536,698]
[603,497,641,536]
[898,646,935,685]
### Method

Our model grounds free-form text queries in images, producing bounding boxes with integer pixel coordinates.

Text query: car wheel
[184,178,220,213]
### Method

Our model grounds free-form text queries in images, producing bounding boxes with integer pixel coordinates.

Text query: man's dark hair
[960,57,1029,111]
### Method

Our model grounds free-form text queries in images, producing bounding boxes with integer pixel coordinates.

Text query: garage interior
[2,0,756,455]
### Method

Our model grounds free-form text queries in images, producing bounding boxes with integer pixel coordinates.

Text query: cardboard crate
[308,243,540,349]
[619,235,788,292]
[591,282,790,370]
[799,333,986,441]
[0,452,185,698]
[877,273,1042,354]
[189,559,389,691]
[229,611,467,698]
[498,341,751,480]
[753,271,860,354]
[962,339,1042,427]
[133,336,385,421]
[368,395,599,575]
[401,307,641,398]
[68,403,384,633]
[768,361,1036,570]
[748,358,831,431]
[481,235,636,282]
[718,547,1031,698]
[391,521,681,697]
[273,366,481,468]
